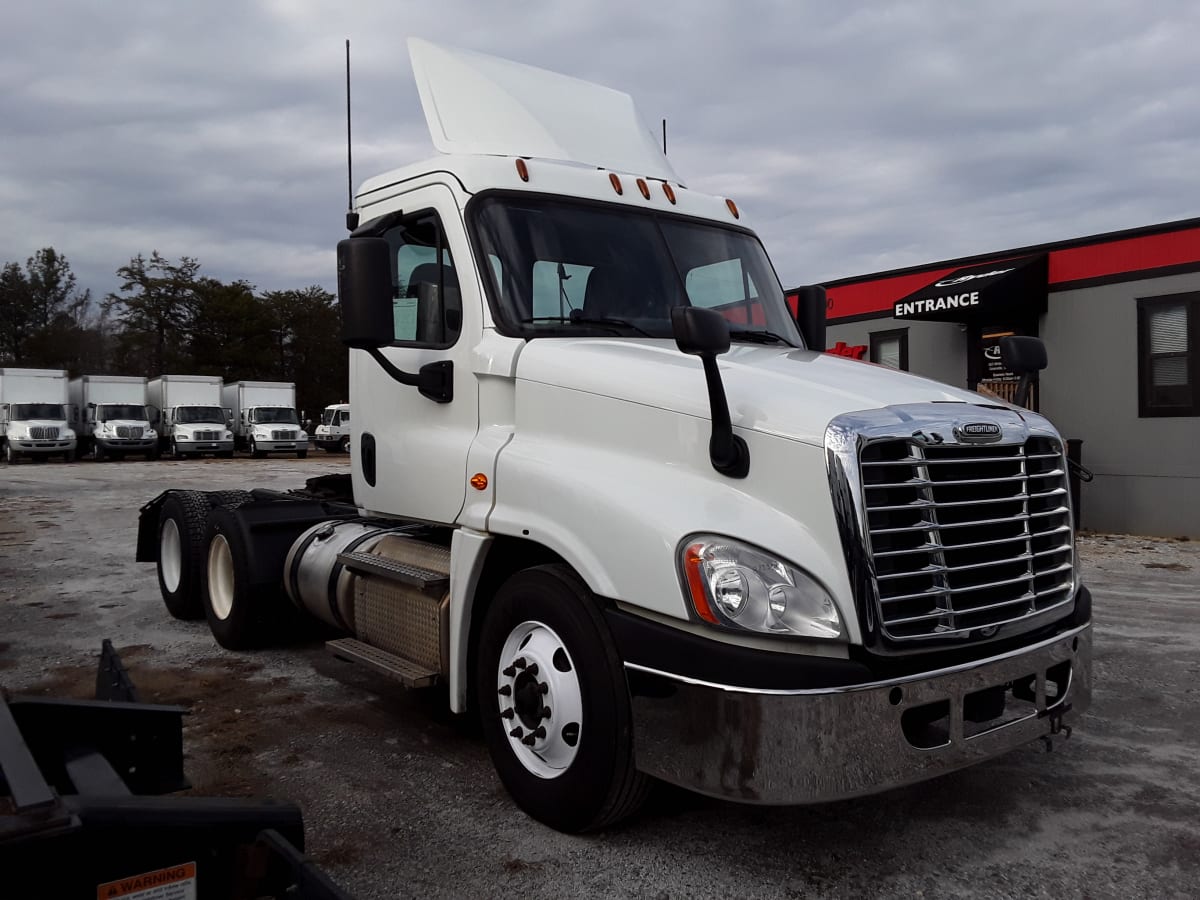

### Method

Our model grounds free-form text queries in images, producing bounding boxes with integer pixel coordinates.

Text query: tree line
[0,248,347,420]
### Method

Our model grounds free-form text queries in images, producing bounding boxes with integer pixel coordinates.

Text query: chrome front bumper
[626,623,1091,804]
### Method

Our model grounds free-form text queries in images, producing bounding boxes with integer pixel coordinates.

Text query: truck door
[351,184,480,524]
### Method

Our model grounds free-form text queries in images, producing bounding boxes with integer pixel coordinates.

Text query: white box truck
[136,41,1091,833]
[69,375,159,461]
[147,375,233,459]
[314,403,350,453]
[222,381,307,459]
[0,368,76,464]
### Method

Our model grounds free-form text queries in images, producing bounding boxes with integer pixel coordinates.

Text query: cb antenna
[345,38,358,232]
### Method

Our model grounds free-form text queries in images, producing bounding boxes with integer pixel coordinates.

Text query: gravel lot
[2,456,1198,899]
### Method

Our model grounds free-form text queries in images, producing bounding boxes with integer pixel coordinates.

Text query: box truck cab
[0,368,76,463]
[147,375,234,459]
[69,375,158,461]
[137,41,1091,833]
[221,381,308,458]
[314,403,350,453]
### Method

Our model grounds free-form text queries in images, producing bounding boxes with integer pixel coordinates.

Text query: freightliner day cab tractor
[136,40,1092,832]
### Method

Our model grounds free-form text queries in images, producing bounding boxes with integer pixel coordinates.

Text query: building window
[870,328,909,370]
[1138,292,1199,417]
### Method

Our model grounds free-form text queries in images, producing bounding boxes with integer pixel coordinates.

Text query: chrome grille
[860,437,1074,641]
[271,429,297,441]
[116,425,143,438]
[30,426,59,440]
[193,430,221,441]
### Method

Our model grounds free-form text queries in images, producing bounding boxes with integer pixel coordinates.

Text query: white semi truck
[69,374,159,461]
[136,41,1091,833]
[147,375,234,459]
[0,368,76,464]
[314,403,350,453]
[222,381,308,459]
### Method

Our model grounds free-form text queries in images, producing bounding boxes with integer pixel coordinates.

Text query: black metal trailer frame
[0,640,352,899]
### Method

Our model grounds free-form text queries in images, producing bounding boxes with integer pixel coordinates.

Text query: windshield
[175,406,224,424]
[250,408,299,425]
[98,404,148,421]
[321,408,336,426]
[12,403,65,420]
[471,196,803,345]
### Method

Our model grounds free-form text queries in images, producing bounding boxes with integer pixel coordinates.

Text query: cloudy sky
[3,1,1197,303]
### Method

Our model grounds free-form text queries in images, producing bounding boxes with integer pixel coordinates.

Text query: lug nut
[532,726,547,739]
[526,663,539,676]
[502,666,516,677]
[498,685,512,696]
[521,733,537,746]
[509,726,524,738]
[513,657,527,670]
[540,706,551,719]
[501,708,514,719]
[538,683,549,695]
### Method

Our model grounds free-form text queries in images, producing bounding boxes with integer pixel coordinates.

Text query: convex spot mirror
[338,237,394,349]
[999,335,1048,375]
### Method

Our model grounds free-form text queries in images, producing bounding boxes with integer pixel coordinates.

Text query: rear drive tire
[476,564,649,832]
[201,506,280,650]
[157,491,210,620]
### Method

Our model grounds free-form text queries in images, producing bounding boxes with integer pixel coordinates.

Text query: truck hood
[97,419,151,429]
[515,339,995,446]
[10,418,69,428]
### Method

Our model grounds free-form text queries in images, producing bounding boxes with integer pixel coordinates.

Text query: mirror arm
[364,348,454,404]
[698,354,750,479]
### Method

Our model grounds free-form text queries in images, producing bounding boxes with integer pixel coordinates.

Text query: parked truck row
[134,41,1092,835]
[0,369,336,463]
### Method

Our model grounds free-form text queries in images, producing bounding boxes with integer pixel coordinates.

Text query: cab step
[326,638,440,688]
[336,550,449,596]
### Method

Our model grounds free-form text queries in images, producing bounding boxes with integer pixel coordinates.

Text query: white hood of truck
[515,339,996,447]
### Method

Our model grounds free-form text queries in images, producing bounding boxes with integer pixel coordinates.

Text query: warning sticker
[96,862,196,900]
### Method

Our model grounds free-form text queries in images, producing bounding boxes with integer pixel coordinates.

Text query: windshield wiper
[729,328,794,346]
[520,315,656,338]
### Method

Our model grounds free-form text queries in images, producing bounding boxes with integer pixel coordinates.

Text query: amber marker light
[636,178,651,199]
[470,473,489,491]
[683,543,720,624]
[609,172,623,195]
[515,159,529,182]
[725,198,740,219]
[662,182,676,204]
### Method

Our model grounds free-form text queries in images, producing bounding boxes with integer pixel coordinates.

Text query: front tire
[250,439,266,459]
[476,564,648,832]
[339,436,351,454]
[64,449,75,462]
[3,443,17,465]
[157,491,210,620]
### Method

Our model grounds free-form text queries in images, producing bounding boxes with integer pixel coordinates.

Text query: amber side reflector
[470,473,488,491]
[725,198,740,218]
[683,544,719,624]
[609,172,623,195]
[515,159,529,182]
[662,182,676,204]
[636,178,650,199]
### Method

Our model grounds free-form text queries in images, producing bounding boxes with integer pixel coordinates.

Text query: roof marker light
[515,159,529,182]
[609,172,623,195]
[662,182,676,204]
[637,178,651,200]
[725,198,740,219]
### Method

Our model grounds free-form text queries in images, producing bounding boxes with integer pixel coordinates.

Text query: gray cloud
[2,1,1197,303]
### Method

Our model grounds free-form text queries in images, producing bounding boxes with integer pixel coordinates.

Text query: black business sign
[892,255,1048,322]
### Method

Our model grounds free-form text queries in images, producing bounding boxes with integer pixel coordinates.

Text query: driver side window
[384,211,462,347]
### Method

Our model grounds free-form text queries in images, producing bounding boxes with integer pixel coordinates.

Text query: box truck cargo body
[69,375,158,460]
[221,381,307,458]
[0,368,76,463]
[147,375,234,458]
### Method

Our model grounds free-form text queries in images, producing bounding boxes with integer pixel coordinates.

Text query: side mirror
[792,285,827,351]
[671,306,748,479]
[337,237,394,349]
[999,335,1047,409]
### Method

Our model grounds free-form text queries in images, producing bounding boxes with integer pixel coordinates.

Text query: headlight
[224,430,233,439]
[177,433,190,441]
[146,429,157,438]
[298,431,308,440]
[63,428,75,439]
[679,535,843,640]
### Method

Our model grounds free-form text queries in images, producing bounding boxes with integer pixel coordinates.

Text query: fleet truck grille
[860,437,1074,641]
[30,426,59,440]
[194,430,221,441]
[116,426,143,438]
[271,429,297,441]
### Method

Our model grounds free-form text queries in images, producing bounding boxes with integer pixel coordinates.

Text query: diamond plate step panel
[326,638,440,688]
[336,550,450,595]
